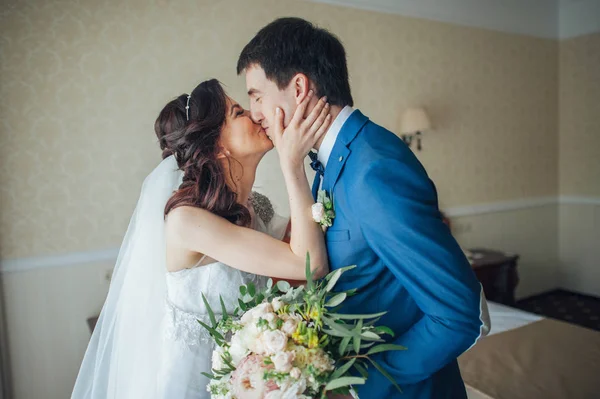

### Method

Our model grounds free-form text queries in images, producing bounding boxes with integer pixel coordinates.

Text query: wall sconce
[399,107,432,151]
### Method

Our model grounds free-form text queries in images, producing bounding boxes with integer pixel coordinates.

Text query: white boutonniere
[312,190,335,231]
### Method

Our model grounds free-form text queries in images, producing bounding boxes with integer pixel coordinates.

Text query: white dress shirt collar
[317,106,355,168]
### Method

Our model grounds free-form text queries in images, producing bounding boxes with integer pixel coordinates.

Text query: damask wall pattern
[559,32,600,197]
[1,0,559,260]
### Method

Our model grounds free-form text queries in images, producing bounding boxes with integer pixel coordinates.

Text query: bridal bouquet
[199,256,405,399]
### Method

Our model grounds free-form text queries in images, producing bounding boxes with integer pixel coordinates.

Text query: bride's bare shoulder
[165,206,225,233]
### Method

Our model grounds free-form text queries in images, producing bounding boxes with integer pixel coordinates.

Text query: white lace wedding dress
[72,155,287,399]
[158,201,288,398]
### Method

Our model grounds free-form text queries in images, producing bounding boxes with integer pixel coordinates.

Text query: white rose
[263,312,277,323]
[311,203,325,223]
[272,297,284,312]
[281,318,299,336]
[279,380,307,399]
[252,302,274,318]
[229,333,248,366]
[240,308,256,325]
[262,329,288,354]
[265,390,282,399]
[248,335,266,355]
[272,351,295,373]
[211,347,225,370]
[290,367,301,379]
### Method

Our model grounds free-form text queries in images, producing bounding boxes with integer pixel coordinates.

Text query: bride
[72,79,332,398]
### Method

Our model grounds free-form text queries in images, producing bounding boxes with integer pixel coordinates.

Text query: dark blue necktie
[308,151,324,176]
[308,151,324,199]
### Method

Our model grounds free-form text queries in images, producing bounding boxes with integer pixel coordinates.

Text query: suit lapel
[322,110,369,192]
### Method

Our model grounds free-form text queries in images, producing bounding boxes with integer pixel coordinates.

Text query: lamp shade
[400,107,431,134]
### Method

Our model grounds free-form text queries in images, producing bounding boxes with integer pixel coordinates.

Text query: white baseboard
[0,248,119,274]
[1,195,598,274]
[444,196,557,218]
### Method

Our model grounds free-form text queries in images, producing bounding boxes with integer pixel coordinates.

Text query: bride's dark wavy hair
[155,79,251,227]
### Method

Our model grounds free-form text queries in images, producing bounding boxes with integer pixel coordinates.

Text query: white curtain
[0,277,11,399]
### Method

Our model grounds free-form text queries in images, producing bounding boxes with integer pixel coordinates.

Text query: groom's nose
[250,108,263,125]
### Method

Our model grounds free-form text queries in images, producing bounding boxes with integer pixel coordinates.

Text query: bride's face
[219,97,274,160]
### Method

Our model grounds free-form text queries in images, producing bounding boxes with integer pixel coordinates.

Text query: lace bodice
[163,194,288,348]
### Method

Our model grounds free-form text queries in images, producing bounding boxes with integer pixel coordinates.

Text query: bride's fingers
[313,113,332,144]
[309,101,330,135]
[290,90,313,126]
[271,107,285,146]
[302,96,328,128]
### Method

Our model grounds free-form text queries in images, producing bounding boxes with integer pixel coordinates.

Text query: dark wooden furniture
[468,248,519,306]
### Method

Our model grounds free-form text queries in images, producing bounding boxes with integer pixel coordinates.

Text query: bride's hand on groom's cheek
[272,90,331,170]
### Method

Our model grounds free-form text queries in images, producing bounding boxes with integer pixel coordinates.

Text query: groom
[237,18,489,398]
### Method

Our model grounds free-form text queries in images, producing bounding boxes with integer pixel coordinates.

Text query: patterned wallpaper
[559,32,600,197]
[0,0,559,259]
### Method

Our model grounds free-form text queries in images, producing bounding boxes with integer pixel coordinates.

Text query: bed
[460,302,600,399]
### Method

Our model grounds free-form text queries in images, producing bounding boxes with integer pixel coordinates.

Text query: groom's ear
[290,73,311,105]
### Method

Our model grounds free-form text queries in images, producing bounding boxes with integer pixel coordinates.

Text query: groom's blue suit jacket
[314,110,486,399]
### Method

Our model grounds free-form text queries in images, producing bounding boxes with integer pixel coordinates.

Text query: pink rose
[231,354,275,399]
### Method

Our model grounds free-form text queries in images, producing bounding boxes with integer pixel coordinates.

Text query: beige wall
[558,32,600,297]
[0,0,559,260]
[1,0,563,397]
[559,32,600,197]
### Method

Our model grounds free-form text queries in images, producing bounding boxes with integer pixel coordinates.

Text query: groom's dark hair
[237,17,353,107]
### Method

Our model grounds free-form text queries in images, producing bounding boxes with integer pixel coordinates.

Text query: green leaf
[373,325,395,337]
[324,269,342,292]
[255,293,265,305]
[367,343,407,356]
[305,253,314,291]
[331,358,356,380]
[239,286,247,296]
[322,316,354,335]
[360,331,382,341]
[197,320,224,343]
[353,319,363,353]
[339,336,351,356]
[364,318,381,328]
[247,282,256,297]
[201,293,217,327]
[266,278,273,290]
[369,359,402,393]
[325,377,365,391]
[325,293,347,307]
[354,362,369,379]
[201,372,215,379]
[276,280,291,293]
[219,296,228,321]
[326,265,356,280]
[322,328,350,338]
[328,311,387,320]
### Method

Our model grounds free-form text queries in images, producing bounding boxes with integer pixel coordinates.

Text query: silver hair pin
[185,95,191,120]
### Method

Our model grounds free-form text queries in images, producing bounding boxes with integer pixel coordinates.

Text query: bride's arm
[167,207,325,280]
[168,93,330,280]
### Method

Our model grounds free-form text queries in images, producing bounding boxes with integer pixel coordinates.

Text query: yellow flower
[308,307,320,320]
[308,334,319,349]
[292,329,306,345]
